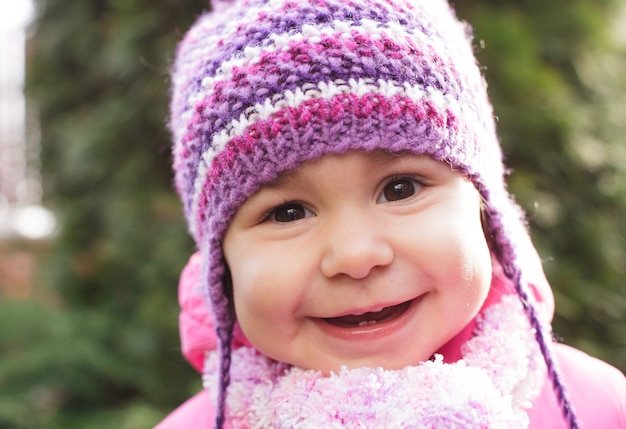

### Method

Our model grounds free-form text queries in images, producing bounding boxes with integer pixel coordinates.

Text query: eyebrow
[261,167,310,191]
[264,151,408,190]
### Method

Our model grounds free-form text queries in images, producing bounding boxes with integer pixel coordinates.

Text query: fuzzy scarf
[202,296,545,428]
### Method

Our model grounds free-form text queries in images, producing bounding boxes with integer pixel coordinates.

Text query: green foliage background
[2,0,623,427]
[456,0,626,371]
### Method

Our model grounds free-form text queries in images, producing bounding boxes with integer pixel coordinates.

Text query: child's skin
[223,150,492,375]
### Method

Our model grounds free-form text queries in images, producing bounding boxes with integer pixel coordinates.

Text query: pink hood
[178,252,250,373]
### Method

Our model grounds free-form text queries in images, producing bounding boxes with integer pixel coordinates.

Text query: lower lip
[313,298,420,342]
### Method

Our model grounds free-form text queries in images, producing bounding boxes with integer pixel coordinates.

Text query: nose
[320,213,394,280]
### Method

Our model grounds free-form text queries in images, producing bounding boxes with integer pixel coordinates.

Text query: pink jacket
[156,253,626,428]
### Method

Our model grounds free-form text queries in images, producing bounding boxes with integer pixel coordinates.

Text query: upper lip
[322,298,415,319]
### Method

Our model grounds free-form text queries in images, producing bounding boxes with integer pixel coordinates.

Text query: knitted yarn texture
[202,297,544,428]
[169,0,580,427]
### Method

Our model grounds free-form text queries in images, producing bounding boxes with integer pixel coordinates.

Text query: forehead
[264,151,450,188]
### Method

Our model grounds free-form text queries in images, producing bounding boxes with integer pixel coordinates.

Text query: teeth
[358,320,378,327]
[352,307,384,316]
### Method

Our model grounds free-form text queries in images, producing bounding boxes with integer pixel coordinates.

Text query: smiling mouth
[323,300,414,328]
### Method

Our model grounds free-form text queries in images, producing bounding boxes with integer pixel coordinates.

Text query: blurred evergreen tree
[16,0,625,427]
[20,0,206,427]
[456,0,626,371]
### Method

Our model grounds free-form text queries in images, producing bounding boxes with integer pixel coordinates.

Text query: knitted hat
[169,0,579,427]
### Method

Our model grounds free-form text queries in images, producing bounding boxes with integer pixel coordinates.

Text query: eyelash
[262,201,314,224]
[260,174,429,223]
[377,175,427,204]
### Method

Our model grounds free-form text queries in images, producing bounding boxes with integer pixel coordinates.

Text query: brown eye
[380,179,419,202]
[272,203,312,222]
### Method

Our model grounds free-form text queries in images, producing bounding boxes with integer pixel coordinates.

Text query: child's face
[223,150,492,374]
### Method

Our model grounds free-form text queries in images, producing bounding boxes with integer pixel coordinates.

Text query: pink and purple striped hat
[169,0,579,427]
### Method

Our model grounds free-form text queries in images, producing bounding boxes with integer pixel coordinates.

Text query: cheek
[462,248,492,308]
[230,259,276,316]
[429,195,492,298]
[230,257,309,359]
[453,211,492,306]
[225,243,267,325]
[231,270,278,348]
[229,249,306,332]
